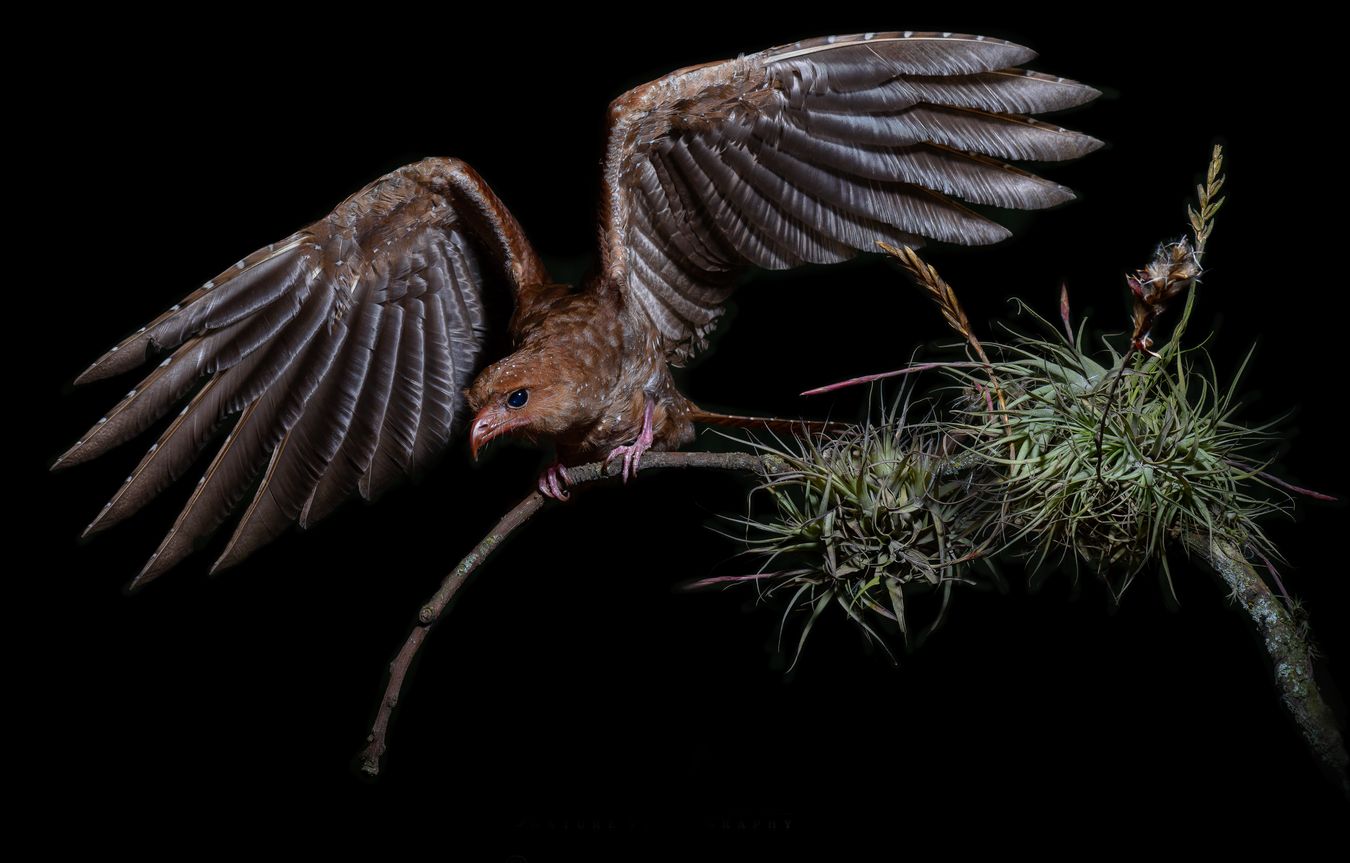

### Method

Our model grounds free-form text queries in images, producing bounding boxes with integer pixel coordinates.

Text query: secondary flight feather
[56,31,1101,586]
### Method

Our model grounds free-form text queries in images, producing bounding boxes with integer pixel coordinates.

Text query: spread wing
[597,31,1103,363]
[56,157,549,587]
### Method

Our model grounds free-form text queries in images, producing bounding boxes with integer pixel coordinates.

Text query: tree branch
[357,446,1349,794]
[358,449,787,776]
[1184,532,1350,798]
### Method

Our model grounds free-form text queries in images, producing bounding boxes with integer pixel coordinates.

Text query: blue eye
[506,388,529,409]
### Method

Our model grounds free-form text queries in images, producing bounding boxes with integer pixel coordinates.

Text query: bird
[54,30,1101,588]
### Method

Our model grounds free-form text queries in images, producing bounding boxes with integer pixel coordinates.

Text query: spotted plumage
[57,31,1100,583]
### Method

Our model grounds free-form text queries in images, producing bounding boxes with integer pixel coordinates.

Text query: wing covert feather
[60,157,548,586]
[598,31,1102,363]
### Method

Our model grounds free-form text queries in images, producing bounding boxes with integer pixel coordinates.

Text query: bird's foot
[603,439,651,483]
[604,397,656,483]
[538,461,573,501]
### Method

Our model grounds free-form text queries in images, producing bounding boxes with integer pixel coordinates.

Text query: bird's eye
[506,388,529,409]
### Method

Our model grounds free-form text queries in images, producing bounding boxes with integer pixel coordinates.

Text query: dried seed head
[1140,238,1201,304]
[1129,237,1203,351]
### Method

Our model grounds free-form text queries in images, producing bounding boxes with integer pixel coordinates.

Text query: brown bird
[55,31,1100,587]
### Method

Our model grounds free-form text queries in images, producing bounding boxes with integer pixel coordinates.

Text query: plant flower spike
[748,147,1347,797]
[1128,237,1202,355]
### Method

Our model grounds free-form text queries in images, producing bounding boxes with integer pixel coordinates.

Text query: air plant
[727,146,1265,637]
[699,398,1000,667]
[946,296,1289,604]
[700,146,1347,792]
[952,146,1290,602]
[1094,146,1224,477]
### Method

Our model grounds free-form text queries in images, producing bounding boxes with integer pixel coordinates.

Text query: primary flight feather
[56,31,1101,586]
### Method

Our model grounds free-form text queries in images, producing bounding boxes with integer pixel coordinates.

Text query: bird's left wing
[57,157,549,587]
[596,31,1102,364]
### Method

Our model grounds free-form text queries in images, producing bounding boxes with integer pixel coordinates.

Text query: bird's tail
[688,407,850,436]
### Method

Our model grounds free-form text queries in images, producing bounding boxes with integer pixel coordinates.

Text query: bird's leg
[537,461,573,501]
[604,396,656,483]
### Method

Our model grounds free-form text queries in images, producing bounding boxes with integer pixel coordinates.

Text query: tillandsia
[1094,145,1224,479]
[708,147,1347,793]
[1127,237,1202,355]
[55,31,1106,775]
[693,401,1002,667]
[946,297,1288,603]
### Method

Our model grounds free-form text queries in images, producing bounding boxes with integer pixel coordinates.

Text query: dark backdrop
[35,7,1347,850]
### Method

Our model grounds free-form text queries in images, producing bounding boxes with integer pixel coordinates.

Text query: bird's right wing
[56,157,550,587]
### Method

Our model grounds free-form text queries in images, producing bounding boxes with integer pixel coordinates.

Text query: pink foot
[604,397,655,483]
[537,461,573,500]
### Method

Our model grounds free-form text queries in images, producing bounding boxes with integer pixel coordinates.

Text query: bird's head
[465,346,585,459]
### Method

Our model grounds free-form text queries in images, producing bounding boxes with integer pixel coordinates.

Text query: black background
[34,6,1347,852]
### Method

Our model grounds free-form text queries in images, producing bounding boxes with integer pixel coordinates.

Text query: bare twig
[358,449,787,776]
[1184,532,1350,799]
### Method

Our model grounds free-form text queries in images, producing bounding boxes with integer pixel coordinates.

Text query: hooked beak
[469,407,523,460]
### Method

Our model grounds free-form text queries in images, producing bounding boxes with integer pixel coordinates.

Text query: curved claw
[537,462,572,500]
[603,396,656,483]
[603,444,642,483]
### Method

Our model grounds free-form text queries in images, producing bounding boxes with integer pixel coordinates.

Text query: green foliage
[720,403,999,666]
[709,145,1301,657]
[949,308,1288,602]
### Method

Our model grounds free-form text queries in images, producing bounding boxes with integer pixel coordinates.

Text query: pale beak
[469,407,521,460]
